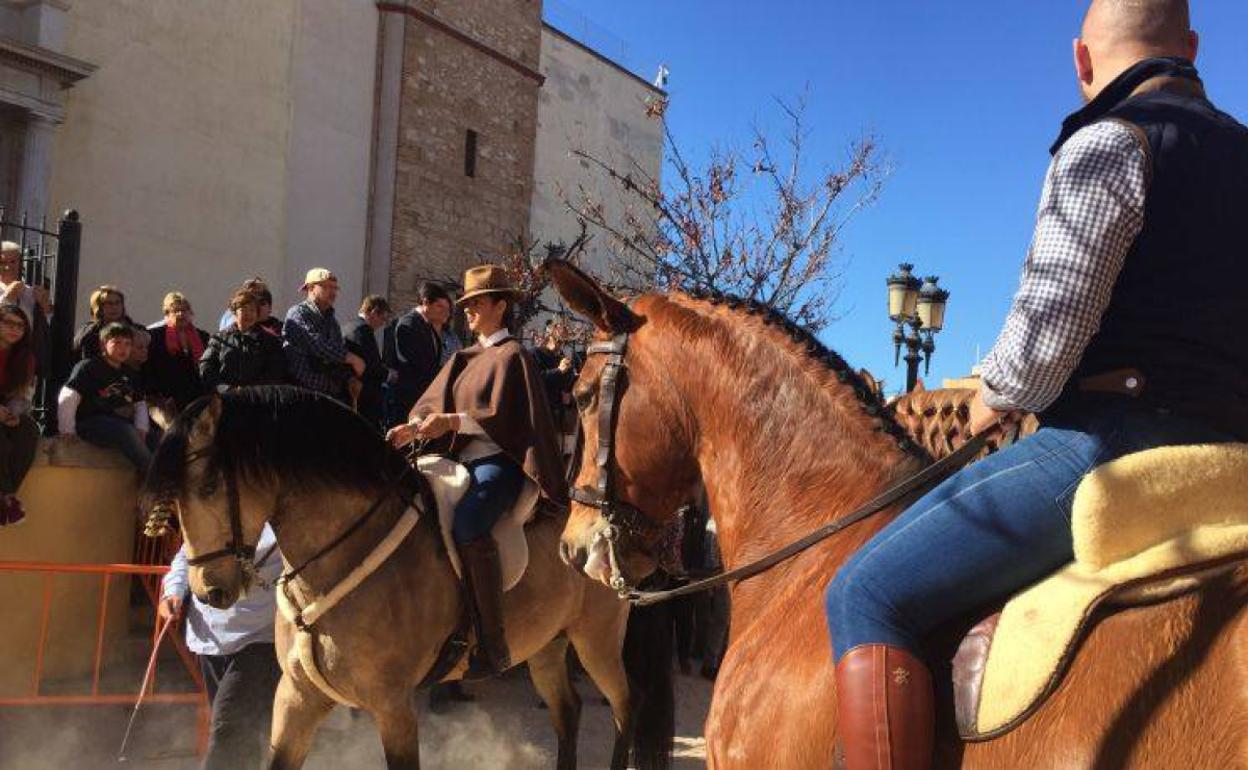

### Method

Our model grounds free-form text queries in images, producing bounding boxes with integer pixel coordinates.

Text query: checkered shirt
[282,299,349,396]
[980,120,1149,412]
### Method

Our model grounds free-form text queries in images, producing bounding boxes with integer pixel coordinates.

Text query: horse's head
[144,394,273,609]
[546,260,702,590]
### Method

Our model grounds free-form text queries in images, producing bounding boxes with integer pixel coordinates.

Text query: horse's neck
[683,359,920,617]
[272,488,419,594]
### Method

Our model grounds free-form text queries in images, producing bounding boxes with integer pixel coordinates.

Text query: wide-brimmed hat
[300,268,337,291]
[457,264,523,304]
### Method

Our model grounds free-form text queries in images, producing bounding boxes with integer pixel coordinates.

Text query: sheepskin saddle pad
[417,455,541,592]
[954,442,1248,741]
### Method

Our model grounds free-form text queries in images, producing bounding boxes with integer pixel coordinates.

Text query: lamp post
[887,263,950,393]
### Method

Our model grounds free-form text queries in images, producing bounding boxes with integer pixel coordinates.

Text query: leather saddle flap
[416,455,541,592]
[955,442,1248,741]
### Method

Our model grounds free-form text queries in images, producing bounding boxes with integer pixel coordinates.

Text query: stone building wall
[387,0,544,309]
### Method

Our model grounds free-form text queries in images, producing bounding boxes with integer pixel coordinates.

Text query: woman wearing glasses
[0,304,39,525]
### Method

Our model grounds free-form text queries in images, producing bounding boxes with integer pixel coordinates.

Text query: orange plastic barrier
[0,560,210,755]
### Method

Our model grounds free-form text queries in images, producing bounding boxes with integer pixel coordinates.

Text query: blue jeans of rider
[824,403,1236,662]
[452,455,526,544]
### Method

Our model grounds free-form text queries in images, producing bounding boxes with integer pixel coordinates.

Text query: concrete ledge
[0,443,141,695]
[33,435,139,471]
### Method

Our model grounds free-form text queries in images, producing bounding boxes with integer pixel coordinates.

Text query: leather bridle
[568,332,681,594]
[182,447,261,568]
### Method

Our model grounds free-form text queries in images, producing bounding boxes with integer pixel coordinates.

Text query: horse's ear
[542,258,635,333]
[190,393,222,445]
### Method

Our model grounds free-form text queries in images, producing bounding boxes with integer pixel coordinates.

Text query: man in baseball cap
[281,268,364,400]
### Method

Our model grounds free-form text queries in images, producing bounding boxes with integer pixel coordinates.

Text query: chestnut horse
[546,260,1248,769]
[141,386,673,770]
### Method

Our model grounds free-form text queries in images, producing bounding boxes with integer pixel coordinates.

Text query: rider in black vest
[1049,57,1248,439]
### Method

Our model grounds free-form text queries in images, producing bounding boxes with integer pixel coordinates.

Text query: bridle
[568,332,682,594]
[565,330,1004,607]
[182,447,261,568]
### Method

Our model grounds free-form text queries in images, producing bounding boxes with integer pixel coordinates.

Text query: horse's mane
[143,386,417,507]
[663,289,927,460]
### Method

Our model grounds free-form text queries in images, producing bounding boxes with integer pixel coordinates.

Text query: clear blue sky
[545,1,1248,395]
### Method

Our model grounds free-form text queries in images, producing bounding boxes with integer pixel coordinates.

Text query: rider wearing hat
[386,265,567,676]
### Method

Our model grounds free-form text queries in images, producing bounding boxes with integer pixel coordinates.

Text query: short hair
[100,322,135,343]
[360,294,390,315]
[162,291,191,314]
[253,287,273,307]
[89,285,126,320]
[229,289,258,312]
[1083,0,1191,48]
[416,282,452,306]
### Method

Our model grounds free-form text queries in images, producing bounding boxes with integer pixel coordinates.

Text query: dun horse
[142,386,672,770]
[547,260,1248,769]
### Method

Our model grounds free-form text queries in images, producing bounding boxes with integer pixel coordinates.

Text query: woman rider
[386,265,567,676]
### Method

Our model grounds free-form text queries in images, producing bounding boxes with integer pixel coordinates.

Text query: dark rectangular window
[464,129,478,178]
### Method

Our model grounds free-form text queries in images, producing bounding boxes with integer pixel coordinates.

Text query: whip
[116,613,176,763]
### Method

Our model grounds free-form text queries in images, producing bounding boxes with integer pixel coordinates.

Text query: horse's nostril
[206,588,226,607]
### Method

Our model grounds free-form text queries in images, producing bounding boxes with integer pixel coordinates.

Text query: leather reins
[571,329,1000,605]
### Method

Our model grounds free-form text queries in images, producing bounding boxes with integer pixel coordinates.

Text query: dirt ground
[0,668,714,769]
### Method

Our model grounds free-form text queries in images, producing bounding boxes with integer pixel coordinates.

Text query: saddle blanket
[417,455,540,592]
[959,442,1248,739]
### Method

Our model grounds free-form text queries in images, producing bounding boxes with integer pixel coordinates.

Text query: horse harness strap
[627,430,1000,607]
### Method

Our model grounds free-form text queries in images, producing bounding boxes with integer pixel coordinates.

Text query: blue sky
[545,1,1248,395]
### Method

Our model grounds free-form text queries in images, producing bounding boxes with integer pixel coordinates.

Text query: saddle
[417,455,541,591]
[952,442,1248,740]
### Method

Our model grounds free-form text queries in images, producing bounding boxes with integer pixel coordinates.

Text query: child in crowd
[57,323,153,471]
[0,304,39,525]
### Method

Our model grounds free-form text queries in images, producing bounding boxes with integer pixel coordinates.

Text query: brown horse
[141,386,673,770]
[546,260,1248,769]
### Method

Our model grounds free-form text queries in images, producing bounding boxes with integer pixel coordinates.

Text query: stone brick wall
[389,0,543,308]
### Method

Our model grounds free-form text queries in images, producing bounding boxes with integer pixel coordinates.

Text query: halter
[182,447,260,568]
[568,332,681,594]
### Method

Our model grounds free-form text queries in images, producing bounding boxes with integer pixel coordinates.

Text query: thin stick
[117,614,176,762]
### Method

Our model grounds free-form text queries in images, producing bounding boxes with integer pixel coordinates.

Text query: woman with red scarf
[144,292,209,414]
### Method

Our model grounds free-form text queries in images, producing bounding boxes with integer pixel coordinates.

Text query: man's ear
[543,259,636,334]
[1073,38,1094,87]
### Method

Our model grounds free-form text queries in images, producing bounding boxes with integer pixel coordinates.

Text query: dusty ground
[0,667,713,769]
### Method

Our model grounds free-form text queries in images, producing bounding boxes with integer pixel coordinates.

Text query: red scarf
[165,323,204,360]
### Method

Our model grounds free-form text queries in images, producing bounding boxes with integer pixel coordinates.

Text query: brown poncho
[413,338,569,508]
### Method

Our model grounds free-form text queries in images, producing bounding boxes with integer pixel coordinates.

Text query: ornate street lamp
[887,264,950,393]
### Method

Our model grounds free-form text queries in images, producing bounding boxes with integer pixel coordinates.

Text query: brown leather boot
[458,536,511,678]
[835,645,933,770]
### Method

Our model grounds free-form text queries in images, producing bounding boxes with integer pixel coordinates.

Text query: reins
[573,324,1013,606]
[625,431,994,606]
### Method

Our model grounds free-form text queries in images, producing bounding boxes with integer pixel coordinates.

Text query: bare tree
[563,93,886,333]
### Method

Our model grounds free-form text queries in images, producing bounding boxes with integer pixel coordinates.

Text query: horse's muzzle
[560,539,588,572]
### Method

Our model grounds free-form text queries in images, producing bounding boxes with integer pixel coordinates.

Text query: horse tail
[623,585,675,770]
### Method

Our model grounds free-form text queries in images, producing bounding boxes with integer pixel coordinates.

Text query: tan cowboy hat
[457,264,523,304]
[300,267,337,291]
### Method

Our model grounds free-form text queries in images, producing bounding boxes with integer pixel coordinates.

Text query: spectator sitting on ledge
[145,291,209,415]
[0,304,39,526]
[58,322,154,471]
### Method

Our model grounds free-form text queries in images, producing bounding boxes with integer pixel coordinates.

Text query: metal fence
[0,208,82,433]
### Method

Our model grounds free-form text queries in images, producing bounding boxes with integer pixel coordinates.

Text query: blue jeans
[824,404,1235,662]
[452,456,526,544]
[77,415,154,471]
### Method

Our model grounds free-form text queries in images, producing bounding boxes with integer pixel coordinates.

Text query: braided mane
[678,288,929,462]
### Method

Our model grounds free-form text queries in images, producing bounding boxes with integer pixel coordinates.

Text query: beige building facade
[1,1,661,330]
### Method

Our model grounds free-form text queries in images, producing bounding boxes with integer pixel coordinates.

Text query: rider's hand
[157,596,183,624]
[967,387,1021,438]
[558,357,573,374]
[415,413,459,440]
[386,422,418,448]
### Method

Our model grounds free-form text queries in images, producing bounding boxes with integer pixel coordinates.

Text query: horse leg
[374,696,422,770]
[528,635,582,770]
[268,674,334,770]
[568,613,633,770]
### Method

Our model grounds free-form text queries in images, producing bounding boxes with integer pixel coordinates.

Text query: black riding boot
[459,536,511,678]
